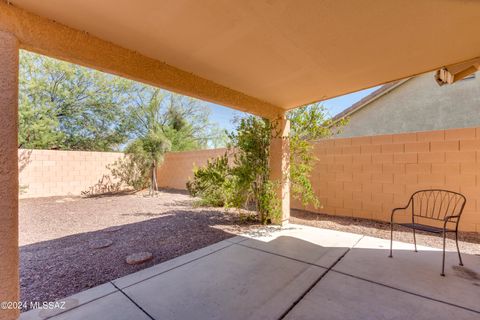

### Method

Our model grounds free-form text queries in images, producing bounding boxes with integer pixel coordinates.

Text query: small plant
[107,155,150,190]
[257,180,282,224]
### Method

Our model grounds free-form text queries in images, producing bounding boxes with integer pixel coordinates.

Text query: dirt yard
[20,191,479,310]
[19,190,259,310]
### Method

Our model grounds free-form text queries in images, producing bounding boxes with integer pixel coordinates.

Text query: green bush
[187,154,231,207]
[187,103,348,224]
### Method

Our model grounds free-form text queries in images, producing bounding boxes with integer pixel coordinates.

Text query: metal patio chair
[389,189,466,276]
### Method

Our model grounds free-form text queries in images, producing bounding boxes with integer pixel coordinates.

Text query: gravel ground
[19,190,259,310]
[291,209,480,255]
[20,192,479,311]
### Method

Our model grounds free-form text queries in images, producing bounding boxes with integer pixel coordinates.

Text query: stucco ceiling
[9,0,480,110]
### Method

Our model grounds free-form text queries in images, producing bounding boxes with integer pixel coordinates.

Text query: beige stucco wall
[156,148,227,190]
[18,149,123,198]
[156,127,480,232]
[0,31,20,320]
[337,72,480,137]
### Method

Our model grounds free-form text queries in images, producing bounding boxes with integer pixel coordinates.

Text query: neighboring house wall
[156,127,480,232]
[336,72,480,137]
[19,149,123,198]
[156,148,227,190]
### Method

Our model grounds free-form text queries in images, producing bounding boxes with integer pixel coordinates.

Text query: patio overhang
[2,0,480,115]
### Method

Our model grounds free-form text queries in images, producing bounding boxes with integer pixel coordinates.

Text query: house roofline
[331,78,412,122]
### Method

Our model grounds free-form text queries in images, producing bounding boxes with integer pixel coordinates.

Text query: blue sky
[207,86,380,132]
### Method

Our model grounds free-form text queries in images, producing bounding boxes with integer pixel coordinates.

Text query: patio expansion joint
[328,235,480,315]
[111,281,156,320]
[234,242,327,269]
[330,269,480,315]
[235,232,365,270]
[278,235,365,320]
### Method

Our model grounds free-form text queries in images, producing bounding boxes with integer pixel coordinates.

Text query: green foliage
[108,156,148,191]
[288,103,348,207]
[257,180,282,224]
[187,103,348,224]
[126,87,227,152]
[19,50,229,193]
[18,51,228,153]
[187,154,232,207]
[19,50,134,151]
[108,132,170,191]
[228,117,270,204]
[115,87,225,191]
[187,117,278,223]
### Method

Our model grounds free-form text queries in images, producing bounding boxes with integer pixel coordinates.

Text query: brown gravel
[19,190,259,311]
[291,209,480,255]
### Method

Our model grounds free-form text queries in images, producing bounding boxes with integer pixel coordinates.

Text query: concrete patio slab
[46,292,149,320]
[224,235,249,244]
[20,282,118,320]
[284,271,479,320]
[333,236,480,313]
[123,242,326,320]
[113,238,234,289]
[239,225,362,268]
[19,224,480,320]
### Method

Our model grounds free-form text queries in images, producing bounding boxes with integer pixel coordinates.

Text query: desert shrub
[187,103,348,224]
[187,154,232,207]
[107,155,149,190]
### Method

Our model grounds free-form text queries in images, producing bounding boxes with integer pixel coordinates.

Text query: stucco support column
[269,115,290,226]
[0,31,19,320]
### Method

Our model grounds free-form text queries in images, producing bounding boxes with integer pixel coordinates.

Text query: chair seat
[399,223,453,233]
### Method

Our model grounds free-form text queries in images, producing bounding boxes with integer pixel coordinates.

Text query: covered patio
[2,1,480,319]
[20,224,480,320]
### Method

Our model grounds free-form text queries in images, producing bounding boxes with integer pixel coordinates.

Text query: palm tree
[124,87,226,194]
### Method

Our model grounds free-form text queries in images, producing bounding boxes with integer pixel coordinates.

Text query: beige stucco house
[335,72,480,138]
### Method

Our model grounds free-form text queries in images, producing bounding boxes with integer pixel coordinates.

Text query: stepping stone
[89,239,113,249]
[126,252,153,265]
[103,226,123,233]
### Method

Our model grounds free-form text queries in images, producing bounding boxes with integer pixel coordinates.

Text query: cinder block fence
[304,127,480,232]
[18,149,122,198]
[18,127,480,231]
[156,127,480,232]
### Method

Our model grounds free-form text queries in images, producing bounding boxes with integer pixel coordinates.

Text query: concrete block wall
[155,127,480,232]
[19,149,123,198]
[303,127,480,232]
[156,148,227,190]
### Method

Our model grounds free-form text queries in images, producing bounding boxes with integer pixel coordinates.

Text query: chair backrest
[410,189,466,221]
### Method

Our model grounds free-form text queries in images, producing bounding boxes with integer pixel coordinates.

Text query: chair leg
[412,228,418,252]
[455,231,464,266]
[389,221,393,258]
[441,230,446,277]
